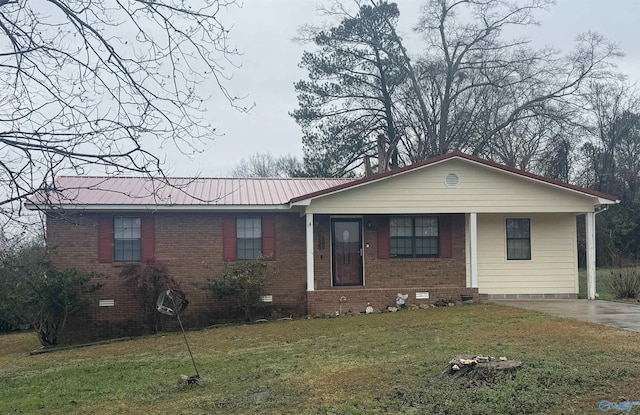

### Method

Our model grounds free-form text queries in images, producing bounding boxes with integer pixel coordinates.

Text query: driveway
[496,299,640,332]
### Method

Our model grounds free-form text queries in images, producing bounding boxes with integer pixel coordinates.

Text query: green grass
[3,304,640,414]
[578,267,614,300]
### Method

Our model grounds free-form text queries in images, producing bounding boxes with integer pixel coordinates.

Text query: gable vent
[445,173,459,188]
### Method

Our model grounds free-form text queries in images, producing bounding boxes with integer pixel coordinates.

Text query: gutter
[25,203,293,212]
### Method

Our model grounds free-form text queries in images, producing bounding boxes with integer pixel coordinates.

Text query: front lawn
[2,304,640,414]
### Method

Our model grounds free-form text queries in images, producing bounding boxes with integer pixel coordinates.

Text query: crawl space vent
[445,173,459,188]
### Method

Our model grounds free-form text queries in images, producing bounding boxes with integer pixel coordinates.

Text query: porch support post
[306,213,315,292]
[586,211,596,300]
[470,212,478,289]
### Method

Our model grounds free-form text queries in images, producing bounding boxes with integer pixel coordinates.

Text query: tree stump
[447,355,522,384]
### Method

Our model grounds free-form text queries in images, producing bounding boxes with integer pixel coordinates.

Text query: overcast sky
[167,0,640,177]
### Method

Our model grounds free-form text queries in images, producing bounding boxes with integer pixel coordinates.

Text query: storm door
[331,219,363,286]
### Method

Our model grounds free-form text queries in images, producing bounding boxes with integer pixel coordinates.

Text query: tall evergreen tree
[292,2,408,177]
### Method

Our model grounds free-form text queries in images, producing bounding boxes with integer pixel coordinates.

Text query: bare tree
[575,79,640,263]
[231,153,304,178]
[0,0,245,223]
[414,0,620,159]
[578,79,640,200]
[292,0,620,177]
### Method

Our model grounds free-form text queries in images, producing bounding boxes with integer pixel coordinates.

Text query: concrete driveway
[496,300,640,332]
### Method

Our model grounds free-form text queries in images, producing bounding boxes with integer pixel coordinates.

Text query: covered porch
[288,153,617,315]
[300,208,602,316]
[302,213,482,316]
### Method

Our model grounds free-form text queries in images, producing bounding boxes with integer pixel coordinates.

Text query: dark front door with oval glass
[332,219,363,286]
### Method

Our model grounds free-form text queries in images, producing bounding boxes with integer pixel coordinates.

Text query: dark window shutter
[98,216,113,263]
[223,217,237,261]
[262,215,276,260]
[141,216,156,262]
[439,214,453,258]
[377,215,390,259]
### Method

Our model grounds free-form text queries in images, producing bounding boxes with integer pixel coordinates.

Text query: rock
[434,298,457,307]
[177,374,199,385]
[251,391,270,400]
[387,306,398,312]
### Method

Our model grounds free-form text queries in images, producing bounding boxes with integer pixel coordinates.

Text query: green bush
[0,244,101,346]
[606,267,640,299]
[206,257,273,322]
[120,261,177,334]
[32,268,102,346]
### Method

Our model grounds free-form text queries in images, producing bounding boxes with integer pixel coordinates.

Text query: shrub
[0,243,101,346]
[31,268,102,346]
[0,318,16,333]
[607,267,640,299]
[206,257,273,322]
[120,261,178,334]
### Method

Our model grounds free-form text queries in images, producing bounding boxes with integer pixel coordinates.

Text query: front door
[331,219,363,286]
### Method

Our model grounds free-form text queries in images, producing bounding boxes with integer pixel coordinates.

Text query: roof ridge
[56,175,356,181]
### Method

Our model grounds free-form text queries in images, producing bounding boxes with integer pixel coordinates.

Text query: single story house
[28,151,618,340]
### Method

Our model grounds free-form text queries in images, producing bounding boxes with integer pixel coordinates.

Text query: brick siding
[48,211,476,341]
[308,214,477,316]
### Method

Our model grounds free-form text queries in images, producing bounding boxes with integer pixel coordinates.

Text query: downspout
[586,205,610,300]
[595,205,609,216]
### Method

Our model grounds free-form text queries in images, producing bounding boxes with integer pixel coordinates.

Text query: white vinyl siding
[476,213,578,295]
[305,159,597,214]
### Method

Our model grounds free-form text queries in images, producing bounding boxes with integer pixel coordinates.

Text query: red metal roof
[31,152,617,210]
[39,176,355,206]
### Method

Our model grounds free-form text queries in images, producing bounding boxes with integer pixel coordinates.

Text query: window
[390,216,439,258]
[506,218,531,260]
[237,217,262,259]
[114,217,141,261]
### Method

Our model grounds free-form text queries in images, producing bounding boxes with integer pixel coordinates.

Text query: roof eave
[598,197,620,205]
[27,203,293,212]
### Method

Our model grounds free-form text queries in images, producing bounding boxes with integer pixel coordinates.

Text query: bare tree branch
[0,0,245,224]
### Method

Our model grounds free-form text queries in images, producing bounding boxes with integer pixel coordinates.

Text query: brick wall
[308,214,472,315]
[48,211,472,341]
[47,211,308,341]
